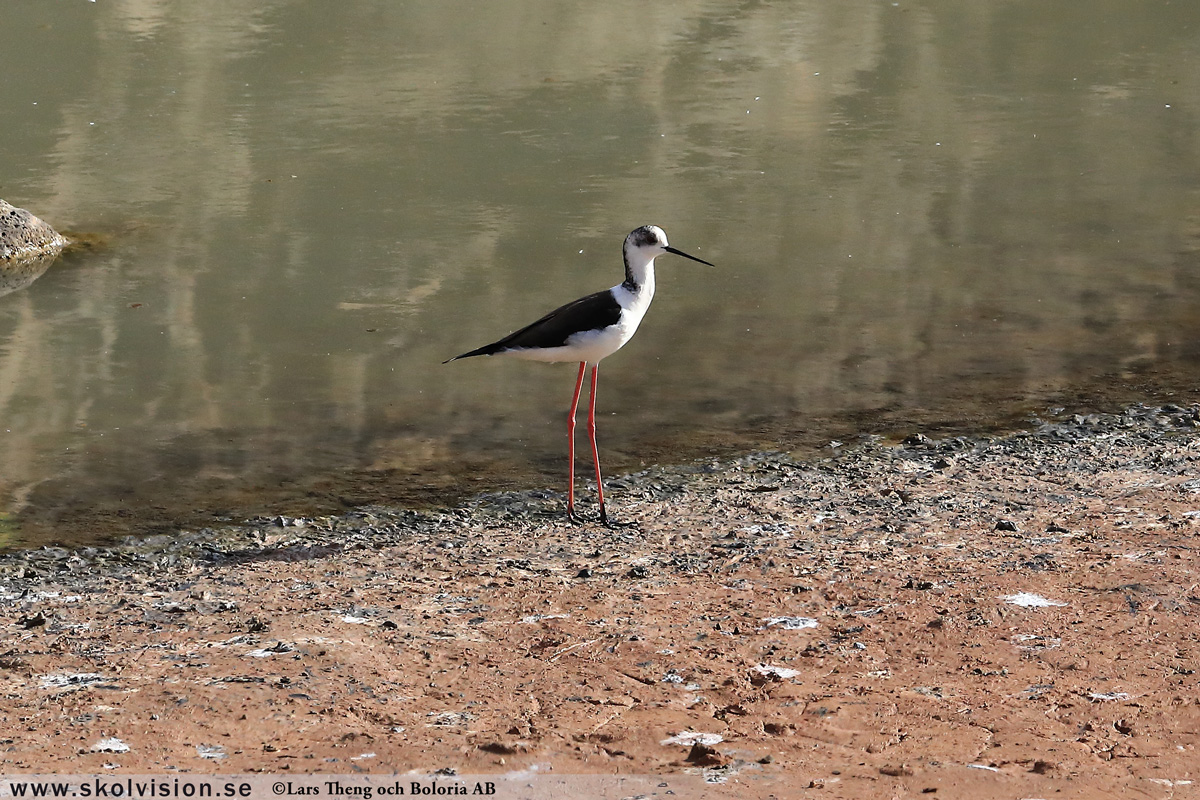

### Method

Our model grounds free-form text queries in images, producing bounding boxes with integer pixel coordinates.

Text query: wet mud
[2,404,1198,797]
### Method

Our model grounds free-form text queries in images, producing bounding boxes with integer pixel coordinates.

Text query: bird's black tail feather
[442,342,503,364]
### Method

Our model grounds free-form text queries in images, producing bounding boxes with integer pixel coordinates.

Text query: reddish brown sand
[2,409,1198,798]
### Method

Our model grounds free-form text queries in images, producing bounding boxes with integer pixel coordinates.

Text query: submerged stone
[0,199,68,262]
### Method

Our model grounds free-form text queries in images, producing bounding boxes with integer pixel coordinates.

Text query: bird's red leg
[586,363,608,525]
[566,362,587,523]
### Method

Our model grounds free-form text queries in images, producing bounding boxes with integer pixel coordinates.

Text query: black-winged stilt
[445,224,715,526]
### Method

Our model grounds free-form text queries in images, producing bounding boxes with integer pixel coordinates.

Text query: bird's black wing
[445,289,622,362]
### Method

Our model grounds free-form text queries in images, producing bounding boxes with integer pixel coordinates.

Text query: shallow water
[2,2,1200,547]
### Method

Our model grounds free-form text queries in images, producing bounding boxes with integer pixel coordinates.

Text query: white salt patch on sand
[754,664,801,679]
[762,616,819,630]
[1002,592,1066,608]
[660,731,723,747]
[91,738,130,753]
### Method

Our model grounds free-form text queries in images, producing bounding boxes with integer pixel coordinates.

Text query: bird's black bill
[663,245,715,267]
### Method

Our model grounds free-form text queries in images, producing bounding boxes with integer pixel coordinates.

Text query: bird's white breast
[505,278,655,365]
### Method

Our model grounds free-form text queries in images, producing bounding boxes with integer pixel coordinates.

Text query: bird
[444,224,715,526]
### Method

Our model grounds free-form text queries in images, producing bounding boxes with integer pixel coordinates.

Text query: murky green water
[2,2,1200,547]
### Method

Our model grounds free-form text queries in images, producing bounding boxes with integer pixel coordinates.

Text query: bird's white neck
[622,251,657,297]
[612,254,655,329]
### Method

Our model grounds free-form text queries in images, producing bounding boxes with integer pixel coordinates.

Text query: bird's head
[624,225,715,268]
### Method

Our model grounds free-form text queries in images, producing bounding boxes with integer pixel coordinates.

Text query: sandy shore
[1,405,1198,798]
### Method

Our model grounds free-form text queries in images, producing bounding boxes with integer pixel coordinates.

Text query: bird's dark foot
[599,506,638,529]
[567,506,584,526]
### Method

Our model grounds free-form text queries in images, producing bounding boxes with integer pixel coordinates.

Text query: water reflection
[1,2,1200,546]
[0,255,55,299]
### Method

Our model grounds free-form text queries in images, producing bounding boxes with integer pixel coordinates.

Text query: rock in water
[0,199,68,262]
